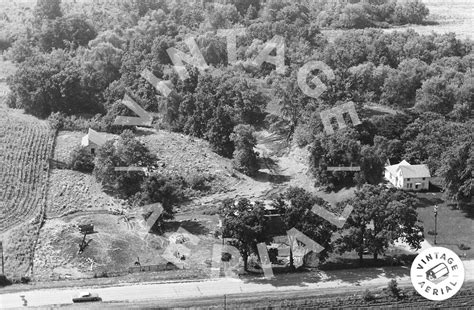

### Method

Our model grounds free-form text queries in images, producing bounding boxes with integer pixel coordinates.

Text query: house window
[422,178,425,180]
[407,183,412,189]
[91,148,95,155]
[407,178,411,181]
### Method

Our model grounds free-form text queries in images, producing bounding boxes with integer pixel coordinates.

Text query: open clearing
[323,0,474,42]
[406,0,474,40]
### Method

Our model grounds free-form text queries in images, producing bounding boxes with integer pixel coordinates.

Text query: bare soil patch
[46,169,126,218]
[33,213,220,281]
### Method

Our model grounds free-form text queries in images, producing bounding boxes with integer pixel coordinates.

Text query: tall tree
[309,128,362,188]
[336,185,424,265]
[273,187,335,269]
[220,198,269,271]
[94,130,157,197]
[206,107,235,158]
[137,174,185,223]
[35,0,62,21]
[437,135,473,202]
[37,15,97,52]
[230,124,259,176]
[359,145,385,185]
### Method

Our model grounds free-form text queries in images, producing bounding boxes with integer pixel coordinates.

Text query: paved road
[1,260,473,308]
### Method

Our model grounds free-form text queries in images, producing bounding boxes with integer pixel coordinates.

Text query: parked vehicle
[72,291,102,303]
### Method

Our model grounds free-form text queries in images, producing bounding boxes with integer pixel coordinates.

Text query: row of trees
[314,0,429,29]
[221,185,424,271]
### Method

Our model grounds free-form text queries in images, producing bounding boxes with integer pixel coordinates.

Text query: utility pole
[1,241,4,275]
[434,205,438,245]
[224,294,227,310]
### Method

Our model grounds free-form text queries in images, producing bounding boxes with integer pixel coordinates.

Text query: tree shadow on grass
[240,256,413,288]
[254,171,291,184]
[162,220,210,235]
[459,202,474,220]
[428,182,443,193]
[416,196,444,208]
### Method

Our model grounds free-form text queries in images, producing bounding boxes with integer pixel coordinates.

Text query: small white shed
[81,128,107,155]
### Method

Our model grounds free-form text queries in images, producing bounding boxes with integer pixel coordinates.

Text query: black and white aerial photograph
[0,0,472,308]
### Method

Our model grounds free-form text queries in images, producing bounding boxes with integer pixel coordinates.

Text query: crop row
[0,115,55,233]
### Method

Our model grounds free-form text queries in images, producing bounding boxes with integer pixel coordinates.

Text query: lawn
[415,190,474,259]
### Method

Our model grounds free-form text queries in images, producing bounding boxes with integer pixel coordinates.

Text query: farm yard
[0,0,472,308]
[32,213,220,281]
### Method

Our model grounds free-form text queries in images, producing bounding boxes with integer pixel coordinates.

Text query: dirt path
[181,130,316,214]
[182,128,355,215]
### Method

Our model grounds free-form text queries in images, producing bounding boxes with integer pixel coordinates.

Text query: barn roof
[81,128,107,147]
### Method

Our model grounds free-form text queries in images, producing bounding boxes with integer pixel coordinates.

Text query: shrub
[222,252,232,262]
[136,174,187,223]
[5,93,17,109]
[202,206,220,215]
[187,174,210,192]
[94,271,108,278]
[363,289,375,302]
[6,38,35,63]
[94,130,157,197]
[387,279,401,298]
[20,276,31,284]
[48,112,108,132]
[69,146,95,173]
[0,275,12,287]
[459,243,471,250]
[48,112,66,130]
[0,37,11,52]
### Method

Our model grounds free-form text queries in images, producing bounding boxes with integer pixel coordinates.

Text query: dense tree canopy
[35,0,62,21]
[3,0,473,199]
[220,198,269,271]
[336,185,424,265]
[230,124,259,176]
[94,130,157,197]
[273,187,336,268]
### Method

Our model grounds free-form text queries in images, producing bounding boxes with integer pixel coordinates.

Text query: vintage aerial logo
[411,247,465,301]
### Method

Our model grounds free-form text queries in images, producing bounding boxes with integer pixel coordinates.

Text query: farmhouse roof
[81,128,107,147]
[385,160,431,178]
[398,164,431,178]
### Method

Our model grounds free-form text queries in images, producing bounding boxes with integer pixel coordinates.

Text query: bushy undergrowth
[69,146,94,173]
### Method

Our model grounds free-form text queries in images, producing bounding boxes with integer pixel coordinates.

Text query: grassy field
[415,190,474,259]
[415,0,474,40]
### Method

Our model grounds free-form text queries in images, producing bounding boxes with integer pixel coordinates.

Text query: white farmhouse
[384,160,431,191]
[81,128,107,155]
